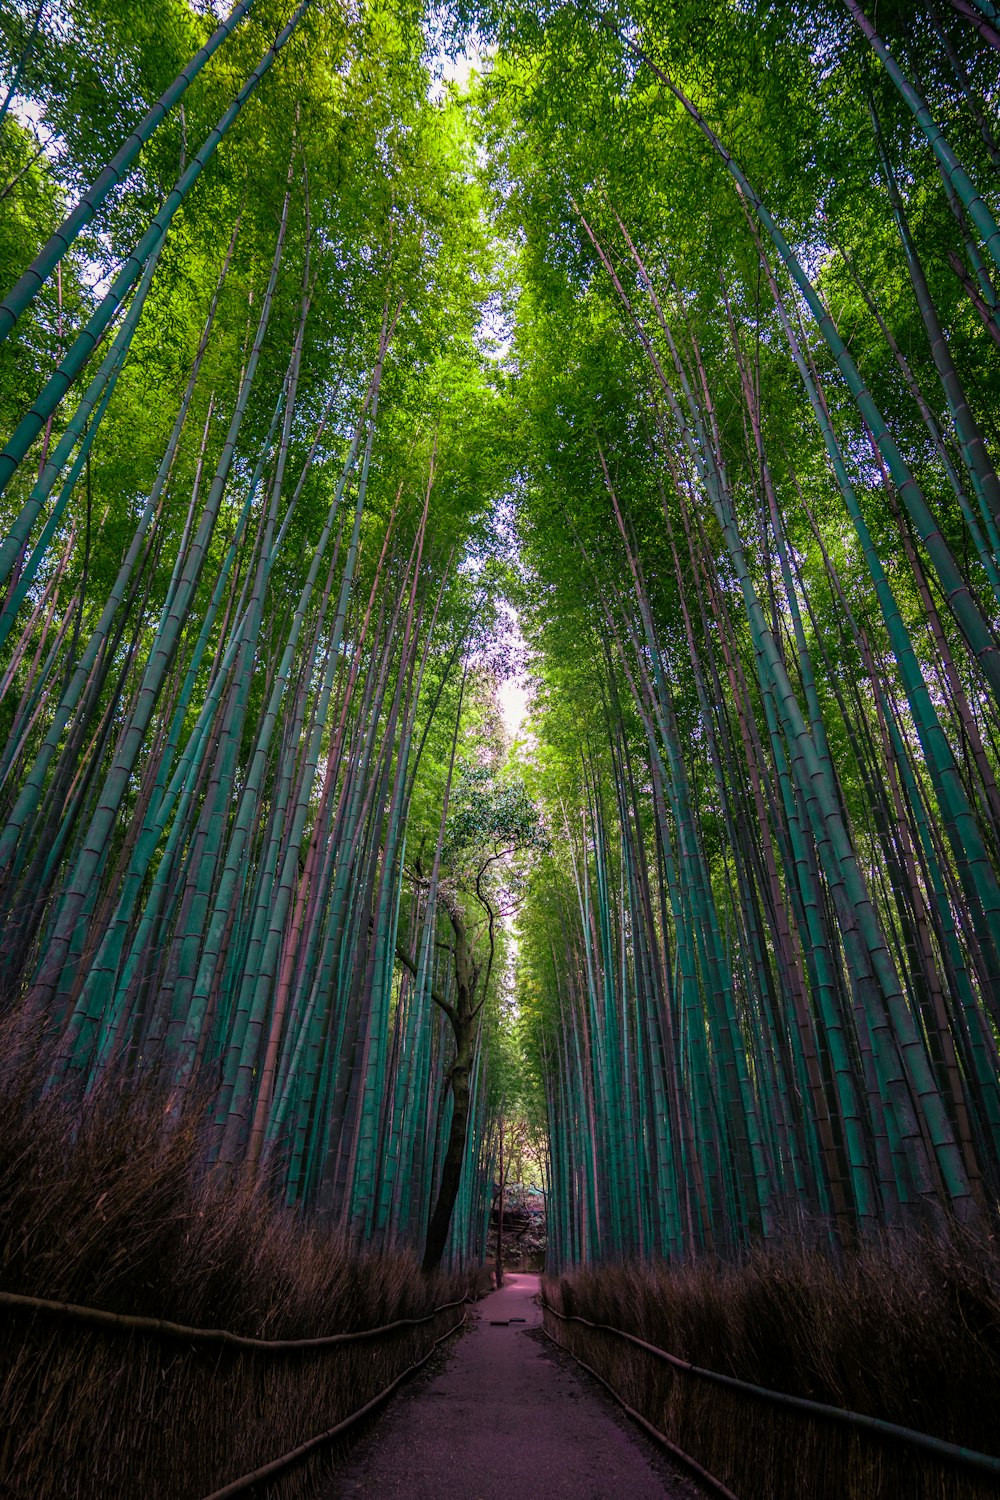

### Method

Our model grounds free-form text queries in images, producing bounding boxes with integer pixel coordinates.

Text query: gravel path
[324,1272,708,1499]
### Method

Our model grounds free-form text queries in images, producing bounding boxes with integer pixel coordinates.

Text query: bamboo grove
[4,0,1000,1278]
[0,0,526,1269]
[492,0,1000,1263]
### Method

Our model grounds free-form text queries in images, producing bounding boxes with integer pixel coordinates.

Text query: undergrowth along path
[325,1272,710,1499]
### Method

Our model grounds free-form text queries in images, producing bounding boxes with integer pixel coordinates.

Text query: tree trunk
[422,1027,473,1272]
[422,895,479,1273]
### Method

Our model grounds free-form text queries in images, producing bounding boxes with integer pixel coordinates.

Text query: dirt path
[325,1272,708,1499]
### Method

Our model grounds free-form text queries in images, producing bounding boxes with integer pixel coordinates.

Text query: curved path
[326,1272,707,1498]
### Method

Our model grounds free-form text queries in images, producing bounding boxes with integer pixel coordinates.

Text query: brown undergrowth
[0,1037,469,1499]
[543,1229,1000,1500]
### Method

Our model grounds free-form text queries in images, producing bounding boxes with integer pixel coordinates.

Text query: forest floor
[323,1272,711,1498]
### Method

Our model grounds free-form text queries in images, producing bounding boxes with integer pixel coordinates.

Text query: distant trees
[399,761,545,1271]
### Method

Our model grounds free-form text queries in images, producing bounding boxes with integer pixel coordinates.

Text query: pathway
[326,1272,707,1499]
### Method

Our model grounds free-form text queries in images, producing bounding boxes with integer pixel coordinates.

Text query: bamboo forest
[3,2,1000,1497]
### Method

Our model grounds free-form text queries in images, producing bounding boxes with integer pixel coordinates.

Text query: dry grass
[543,1228,1000,1500]
[0,1034,468,1499]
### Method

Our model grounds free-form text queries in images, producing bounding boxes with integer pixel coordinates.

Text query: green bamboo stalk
[0,0,256,341]
[616,36,1000,711]
[843,0,1000,274]
[0,0,311,500]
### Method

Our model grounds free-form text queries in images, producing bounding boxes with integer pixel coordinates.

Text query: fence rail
[200,1309,467,1499]
[538,1321,740,1499]
[541,1299,1000,1479]
[0,1286,466,1351]
[2,1284,468,1497]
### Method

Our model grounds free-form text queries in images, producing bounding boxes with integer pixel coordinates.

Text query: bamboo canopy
[1,0,1000,1270]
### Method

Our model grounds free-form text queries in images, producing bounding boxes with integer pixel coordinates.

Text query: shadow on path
[323,1272,708,1498]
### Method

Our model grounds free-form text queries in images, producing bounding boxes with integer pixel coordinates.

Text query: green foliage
[443,760,548,872]
[481,0,1000,1261]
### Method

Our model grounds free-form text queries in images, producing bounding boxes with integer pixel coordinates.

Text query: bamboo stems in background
[526,7,1000,1259]
[0,6,494,1269]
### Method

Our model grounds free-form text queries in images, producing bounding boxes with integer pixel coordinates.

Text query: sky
[494,598,531,743]
[499,672,529,740]
[428,36,488,102]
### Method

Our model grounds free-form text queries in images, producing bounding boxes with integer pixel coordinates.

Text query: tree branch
[393,941,458,1028]
[474,865,499,1006]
